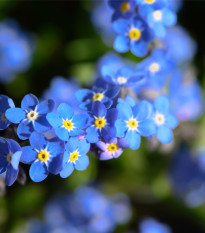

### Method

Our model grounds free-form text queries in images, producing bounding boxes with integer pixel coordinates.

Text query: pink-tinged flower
[95,138,129,160]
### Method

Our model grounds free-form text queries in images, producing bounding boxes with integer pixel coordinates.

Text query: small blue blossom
[101,65,145,86]
[95,138,129,160]
[113,16,154,57]
[139,217,172,233]
[75,78,120,110]
[108,0,136,22]
[21,132,64,182]
[0,95,15,130]
[150,95,178,144]
[86,101,118,143]
[0,20,35,83]
[5,94,54,140]
[0,137,22,186]
[60,137,90,178]
[116,98,156,149]
[137,0,167,16]
[146,7,177,38]
[137,49,174,88]
[43,76,80,112]
[46,103,90,141]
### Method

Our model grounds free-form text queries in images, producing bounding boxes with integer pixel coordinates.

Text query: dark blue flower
[46,103,90,141]
[101,65,145,86]
[0,95,15,130]
[60,137,90,178]
[95,138,129,160]
[75,78,120,111]
[86,101,118,143]
[6,94,54,140]
[0,137,22,186]
[21,132,65,182]
[113,16,154,57]
[115,98,156,149]
[108,0,136,22]
[150,95,178,144]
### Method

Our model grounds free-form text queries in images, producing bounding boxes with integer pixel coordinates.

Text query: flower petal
[57,103,73,120]
[125,130,141,150]
[21,94,39,111]
[37,99,55,115]
[21,146,37,164]
[17,121,33,140]
[86,127,99,143]
[60,162,74,178]
[46,113,62,128]
[157,125,173,144]
[75,155,89,171]
[92,101,107,117]
[48,155,63,175]
[29,132,47,151]
[5,165,18,186]
[114,35,130,53]
[29,161,49,182]
[154,95,170,114]
[5,108,25,123]
[55,127,69,141]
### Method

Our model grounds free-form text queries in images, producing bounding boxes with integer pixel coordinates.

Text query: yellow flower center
[129,28,141,41]
[153,10,162,21]
[27,110,39,122]
[93,93,104,102]
[70,151,79,162]
[120,2,130,12]
[128,118,138,129]
[117,76,127,84]
[63,120,73,131]
[154,113,165,126]
[6,152,13,163]
[107,143,118,152]
[149,62,160,73]
[94,117,106,129]
[144,0,155,4]
[38,150,50,162]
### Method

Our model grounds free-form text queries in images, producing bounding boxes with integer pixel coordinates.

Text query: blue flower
[95,138,129,160]
[21,132,65,182]
[115,98,156,149]
[0,137,22,186]
[146,7,177,38]
[150,95,178,144]
[43,76,80,112]
[113,16,154,57]
[0,95,15,130]
[108,0,136,22]
[0,20,35,83]
[5,94,54,140]
[60,137,90,178]
[46,103,90,141]
[139,217,172,233]
[75,78,120,111]
[101,65,145,86]
[137,49,174,88]
[137,0,167,16]
[86,101,118,143]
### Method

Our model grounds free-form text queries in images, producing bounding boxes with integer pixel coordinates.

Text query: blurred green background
[1,1,205,233]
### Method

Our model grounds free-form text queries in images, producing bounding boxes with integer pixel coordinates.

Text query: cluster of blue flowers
[27,186,132,233]
[0,20,35,83]
[0,0,203,186]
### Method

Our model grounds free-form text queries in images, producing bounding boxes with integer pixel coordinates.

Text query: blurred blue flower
[113,16,154,57]
[162,26,197,65]
[6,94,54,140]
[43,76,80,112]
[170,147,205,208]
[169,70,204,122]
[60,137,90,178]
[76,78,120,111]
[46,103,89,141]
[0,19,35,83]
[21,132,64,182]
[145,7,177,38]
[116,98,156,149]
[108,0,136,22]
[137,49,174,88]
[91,0,115,46]
[101,65,145,86]
[0,137,22,186]
[95,138,129,160]
[139,217,172,233]
[86,101,118,143]
[0,95,15,130]
[150,95,178,144]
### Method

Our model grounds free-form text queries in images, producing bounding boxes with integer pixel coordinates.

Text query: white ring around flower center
[117,76,127,84]
[154,112,165,126]
[153,10,162,21]
[27,110,39,122]
[149,62,160,73]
